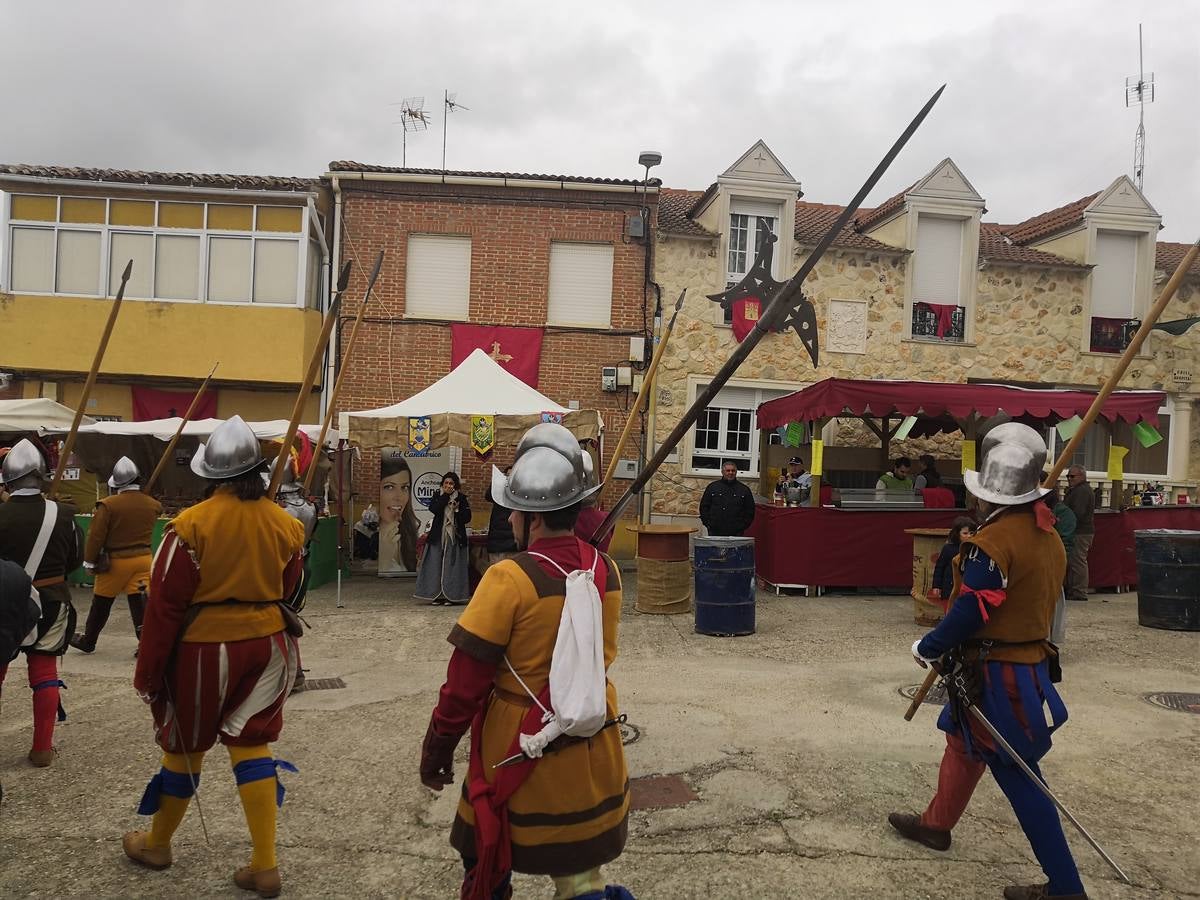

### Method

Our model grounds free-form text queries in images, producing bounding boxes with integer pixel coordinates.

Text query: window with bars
[1088,230,1139,353]
[910,213,968,342]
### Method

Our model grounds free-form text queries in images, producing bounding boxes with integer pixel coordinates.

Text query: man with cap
[0,438,84,767]
[70,456,162,654]
[420,422,633,900]
[124,416,305,898]
[887,423,1086,900]
[776,455,813,505]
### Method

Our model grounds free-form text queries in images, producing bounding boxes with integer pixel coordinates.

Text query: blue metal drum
[694,536,756,636]
[1134,529,1200,631]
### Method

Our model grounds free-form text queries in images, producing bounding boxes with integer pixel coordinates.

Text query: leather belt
[493,686,534,707]
[32,576,65,588]
[109,544,151,554]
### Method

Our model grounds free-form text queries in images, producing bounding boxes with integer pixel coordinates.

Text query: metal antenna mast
[392,97,430,166]
[1125,24,1155,191]
[442,90,469,170]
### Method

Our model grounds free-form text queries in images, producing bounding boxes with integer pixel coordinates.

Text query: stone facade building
[647,143,1199,523]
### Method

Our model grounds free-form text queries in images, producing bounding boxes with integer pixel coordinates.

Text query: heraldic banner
[470,415,496,456]
[450,324,543,387]
[132,385,218,421]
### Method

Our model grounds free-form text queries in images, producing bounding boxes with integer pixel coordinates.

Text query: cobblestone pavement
[1,575,1197,898]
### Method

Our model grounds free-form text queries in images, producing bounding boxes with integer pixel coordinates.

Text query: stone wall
[648,233,1200,517]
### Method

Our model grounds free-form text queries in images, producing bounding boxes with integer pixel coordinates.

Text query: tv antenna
[442,90,469,170]
[1124,24,1155,191]
[391,97,430,166]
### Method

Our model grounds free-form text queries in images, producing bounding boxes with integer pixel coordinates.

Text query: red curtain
[131,386,217,422]
[450,325,544,387]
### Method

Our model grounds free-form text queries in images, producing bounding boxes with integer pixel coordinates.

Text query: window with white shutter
[1090,231,1138,318]
[913,215,964,304]
[548,242,614,327]
[10,227,55,292]
[406,234,471,319]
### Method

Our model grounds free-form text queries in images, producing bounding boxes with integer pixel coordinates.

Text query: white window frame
[903,204,979,343]
[1082,224,1153,355]
[683,375,798,478]
[405,233,473,321]
[2,193,309,307]
[721,199,781,326]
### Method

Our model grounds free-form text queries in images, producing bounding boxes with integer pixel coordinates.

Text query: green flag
[1131,421,1163,448]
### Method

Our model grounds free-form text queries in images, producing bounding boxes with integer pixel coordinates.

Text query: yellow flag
[810,440,824,476]
[1107,445,1129,481]
[961,441,976,473]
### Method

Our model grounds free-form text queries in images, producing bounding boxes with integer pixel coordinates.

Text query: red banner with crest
[450,325,543,387]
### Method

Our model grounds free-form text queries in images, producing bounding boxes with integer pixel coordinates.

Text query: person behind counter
[875,457,914,500]
[70,457,161,656]
[776,456,813,504]
[700,461,756,536]
[914,454,943,491]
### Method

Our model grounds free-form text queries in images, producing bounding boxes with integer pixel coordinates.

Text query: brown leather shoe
[887,812,952,851]
[27,748,56,767]
[69,633,97,653]
[1003,884,1087,900]
[122,830,172,870]
[235,865,282,898]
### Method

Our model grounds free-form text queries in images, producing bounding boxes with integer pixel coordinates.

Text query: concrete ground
[1,575,1197,899]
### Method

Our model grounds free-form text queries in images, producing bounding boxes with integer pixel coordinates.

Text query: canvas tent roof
[345,348,603,450]
[57,417,336,444]
[0,398,95,433]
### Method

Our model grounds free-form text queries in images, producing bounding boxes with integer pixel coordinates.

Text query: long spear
[142,362,220,494]
[50,260,133,497]
[602,289,686,485]
[301,250,384,494]
[590,85,946,545]
[905,236,1200,720]
[267,261,353,498]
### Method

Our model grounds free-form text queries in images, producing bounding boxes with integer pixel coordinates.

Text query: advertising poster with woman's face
[378,447,460,576]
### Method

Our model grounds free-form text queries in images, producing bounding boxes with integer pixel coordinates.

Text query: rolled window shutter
[548,242,613,327]
[406,235,471,319]
[1090,231,1138,318]
[913,215,964,304]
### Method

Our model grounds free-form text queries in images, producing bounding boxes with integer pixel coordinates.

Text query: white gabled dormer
[881,158,985,344]
[691,140,801,325]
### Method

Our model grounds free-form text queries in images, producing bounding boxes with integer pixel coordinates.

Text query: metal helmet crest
[108,456,141,490]
[490,423,603,513]
[1,439,48,487]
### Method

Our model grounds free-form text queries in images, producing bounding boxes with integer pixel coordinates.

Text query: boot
[128,592,147,657]
[70,595,115,653]
[887,812,952,851]
[234,865,282,898]
[122,830,172,870]
[1003,884,1088,900]
[28,748,56,768]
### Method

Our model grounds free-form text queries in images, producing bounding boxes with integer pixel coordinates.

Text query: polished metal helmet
[275,455,300,493]
[2,439,47,487]
[964,423,1051,506]
[981,421,1049,464]
[190,415,264,480]
[108,456,141,490]
[490,422,603,513]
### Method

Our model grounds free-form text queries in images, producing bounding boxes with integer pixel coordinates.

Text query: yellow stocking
[229,743,278,871]
[146,751,204,850]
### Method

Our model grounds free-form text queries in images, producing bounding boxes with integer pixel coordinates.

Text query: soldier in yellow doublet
[421,423,634,900]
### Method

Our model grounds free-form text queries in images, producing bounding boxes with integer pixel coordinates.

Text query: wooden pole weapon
[267,261,353,498]
[302,250,384,494]
[589,85,946,546]
[905,236,1200,720]
[49,260,133,497]
[142,362,220,494]
[602,289,686,485]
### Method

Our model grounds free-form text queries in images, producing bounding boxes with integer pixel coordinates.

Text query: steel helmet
[190,415,264,480]
[964,423,1051,507]
[2,439,47,487]
[490,422,603,513]
[981,421,1049,464]
[108,456,141,490]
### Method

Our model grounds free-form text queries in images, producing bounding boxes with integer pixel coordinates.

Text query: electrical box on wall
[601,367,618,392]
[629,336,645,361]
[614,459,639,479]
[616,366,632,387]
[632,373,644,393]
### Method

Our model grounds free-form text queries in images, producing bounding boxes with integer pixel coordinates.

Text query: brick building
[324,164,660,557]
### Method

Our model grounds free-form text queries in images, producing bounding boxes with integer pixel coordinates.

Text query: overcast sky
[3,1,1196,241]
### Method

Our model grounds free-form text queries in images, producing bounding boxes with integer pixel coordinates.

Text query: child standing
[930,516,976,602]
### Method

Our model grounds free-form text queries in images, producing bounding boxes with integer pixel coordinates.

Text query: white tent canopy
[344,348,602,450]
[0,398,95,433]
[57,417,337,445]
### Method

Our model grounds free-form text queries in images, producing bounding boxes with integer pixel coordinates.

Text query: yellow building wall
[865,211,909,249]
[59,382,134,420]
[0,294,324,386]
[53,382,318,424]
[1032,229,1087,264]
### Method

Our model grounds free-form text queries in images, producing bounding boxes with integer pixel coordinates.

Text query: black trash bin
[1134,529,1200,631]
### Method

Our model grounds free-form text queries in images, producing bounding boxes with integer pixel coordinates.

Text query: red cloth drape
[450,325,544,388]
[731,297,762,343]
[131,386,217,422]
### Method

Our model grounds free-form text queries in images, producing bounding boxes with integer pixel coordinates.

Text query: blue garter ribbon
[138,767,200,815]
[233,757,299,807]
[32,678,68,721]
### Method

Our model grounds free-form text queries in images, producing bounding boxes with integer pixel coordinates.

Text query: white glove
[911,639,939,669]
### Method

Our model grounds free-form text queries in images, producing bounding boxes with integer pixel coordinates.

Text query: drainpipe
[324,176,342,424]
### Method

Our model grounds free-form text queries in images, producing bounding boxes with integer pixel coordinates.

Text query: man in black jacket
[700,461,757,536]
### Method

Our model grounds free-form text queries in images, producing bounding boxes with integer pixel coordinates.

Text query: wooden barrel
[635,557,693,614]
[906,527,948,626]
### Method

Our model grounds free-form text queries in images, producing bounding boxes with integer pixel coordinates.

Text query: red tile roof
[793,201,901,252]
[854,183,915,231]
[1156,241,1200,278]
[0,163,315,192]
[658,188,715,237]
[1005,192,1099,244]
[327,162,655,188]
[980,224,1089,269]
